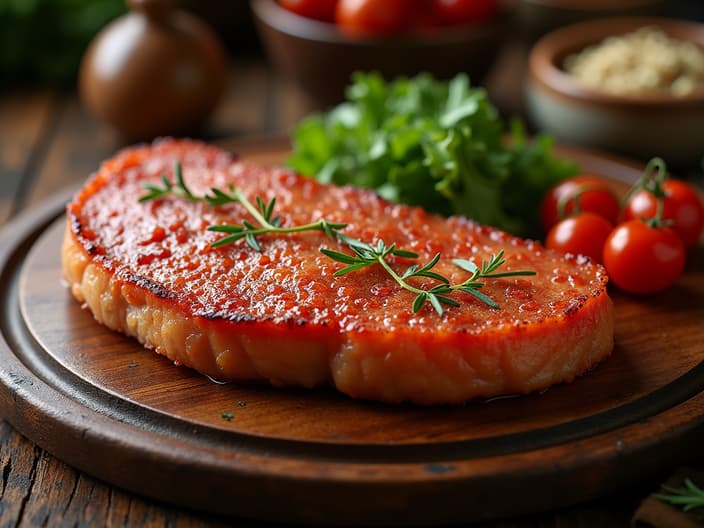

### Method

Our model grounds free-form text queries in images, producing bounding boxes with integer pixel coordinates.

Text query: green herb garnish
[321,235,535,315]
[654,478,704,516]
[221,411,233,422]
[287,72,578,237]
[140,162,536,316]
[139,161,347,251]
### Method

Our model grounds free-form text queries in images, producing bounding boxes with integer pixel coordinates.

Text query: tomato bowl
[526,17,704,168]
[252,0,509,107]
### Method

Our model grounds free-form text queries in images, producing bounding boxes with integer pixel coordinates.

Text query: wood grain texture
[210,66,279,137]
[0,422,234,528]
[1,142,703,526]
[0,90,55,224]
[25,96,119,210]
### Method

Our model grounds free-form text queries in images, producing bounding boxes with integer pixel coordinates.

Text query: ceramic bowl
[251,0,508,107]
[526,17,704,167]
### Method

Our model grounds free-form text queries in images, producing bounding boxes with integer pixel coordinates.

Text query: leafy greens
[287,72,578,237]
[0,0,126,85]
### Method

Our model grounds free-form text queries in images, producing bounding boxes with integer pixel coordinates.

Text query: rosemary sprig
[321,234,535,315]
[654,478,704,516]
[139,161,347,251]
[139,160,198,203]
[140,161,536,316]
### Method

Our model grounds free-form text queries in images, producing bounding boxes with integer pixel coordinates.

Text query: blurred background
[1,0,703,225]
[1,0,702,89]
[1,2,704,526]
[2,0,703,133]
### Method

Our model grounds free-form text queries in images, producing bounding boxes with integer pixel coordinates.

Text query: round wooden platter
[1,140,704,526]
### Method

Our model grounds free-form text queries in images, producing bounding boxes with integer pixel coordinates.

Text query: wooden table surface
[0,45,700,527]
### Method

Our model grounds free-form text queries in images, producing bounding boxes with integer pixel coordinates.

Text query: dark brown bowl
[526,17,704,167]
[251,0,509,107]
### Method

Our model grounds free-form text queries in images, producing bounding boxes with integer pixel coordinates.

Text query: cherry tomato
[624,179,704,248]
[540,176,621,233]
[335,0,409,36]
[545,212,613,264]
[431,0,497,26]
[278,0,338,22]
[603,220,685,295]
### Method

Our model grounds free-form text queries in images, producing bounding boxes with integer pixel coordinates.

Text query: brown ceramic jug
[80,0,227,140]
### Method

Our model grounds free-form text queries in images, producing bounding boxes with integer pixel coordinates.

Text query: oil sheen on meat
[62,139,614,404]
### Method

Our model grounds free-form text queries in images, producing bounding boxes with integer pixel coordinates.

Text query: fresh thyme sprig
[138,160,198,203]
[321,234,536,315]
[140,161,536,316]
[139,161,347,251]
[654,478,704,517]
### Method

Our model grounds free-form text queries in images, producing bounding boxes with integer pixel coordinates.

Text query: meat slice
[62,139,614,404]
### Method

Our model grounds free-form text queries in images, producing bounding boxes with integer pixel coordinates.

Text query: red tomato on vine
[540,176,620,233]
[603,220,685,294]
[624,178,704,248]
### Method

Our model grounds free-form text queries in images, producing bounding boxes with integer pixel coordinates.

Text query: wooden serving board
[1,140,703,526]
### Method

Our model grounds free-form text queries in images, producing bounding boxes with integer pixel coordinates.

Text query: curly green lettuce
[287,72,578,237]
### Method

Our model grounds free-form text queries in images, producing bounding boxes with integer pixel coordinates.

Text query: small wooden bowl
[526,17,704,167]
[251,0,509,107]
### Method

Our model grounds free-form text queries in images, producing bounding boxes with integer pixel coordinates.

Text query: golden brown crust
[62,139,615,404]
[63,227,614,403]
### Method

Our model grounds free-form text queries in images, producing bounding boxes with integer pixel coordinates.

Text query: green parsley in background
[288,72,579,237]
[0,0,126,85]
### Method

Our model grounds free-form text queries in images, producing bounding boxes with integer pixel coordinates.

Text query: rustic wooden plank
[0,421,41,525]
[24,95,121,209]
[211,58,304,138]
[0,421,233,528]
[268,74,317,136]
[20,450,80,526]
[63,475,112,527]
[208,61,271,139]
[0,90,55,225]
